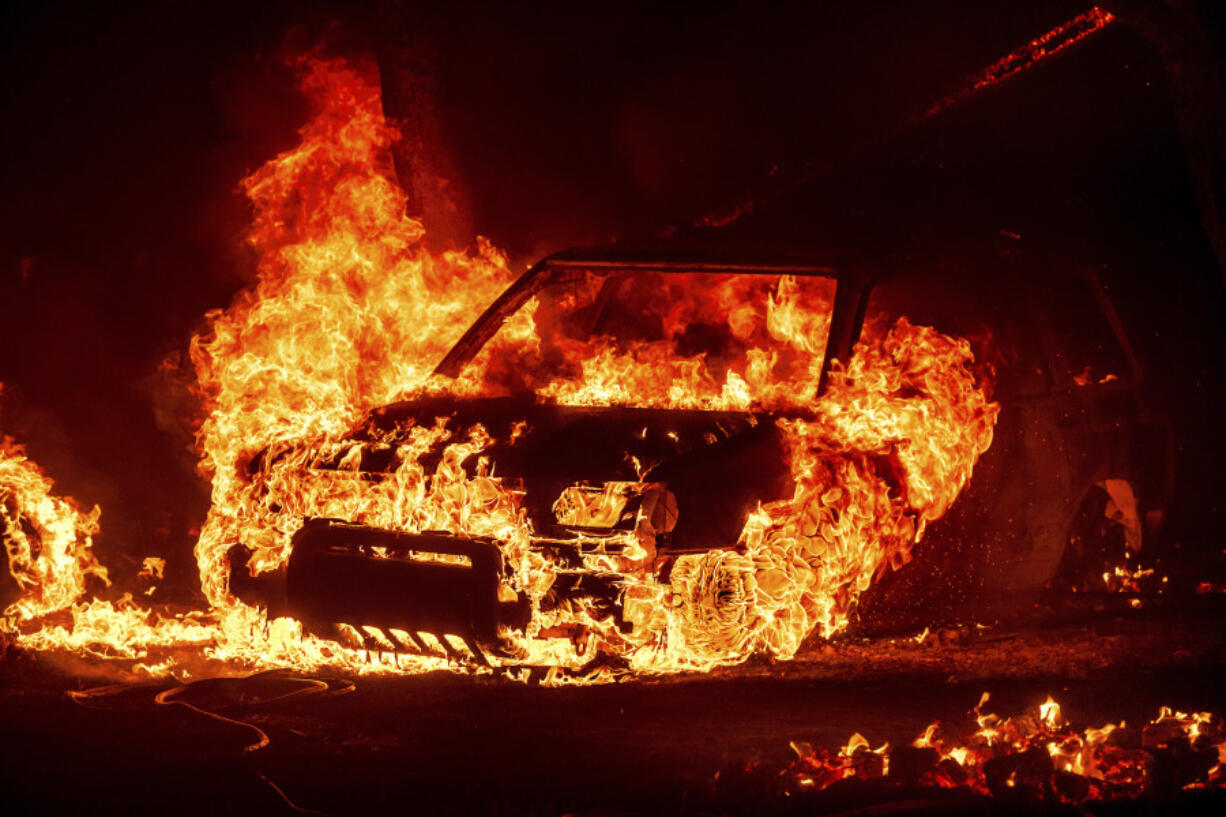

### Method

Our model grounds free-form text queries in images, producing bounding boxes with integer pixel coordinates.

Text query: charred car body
[226,244,1171,669]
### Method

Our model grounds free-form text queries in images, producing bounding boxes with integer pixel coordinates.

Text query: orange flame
[1,433,106,623]
[190,55,514,612]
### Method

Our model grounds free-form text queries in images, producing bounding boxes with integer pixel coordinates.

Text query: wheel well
[1052,477,1142,590]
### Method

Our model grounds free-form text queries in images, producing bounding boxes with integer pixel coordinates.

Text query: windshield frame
[434,247,855,396]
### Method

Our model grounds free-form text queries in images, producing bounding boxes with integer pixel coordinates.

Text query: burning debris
[721,693,1225,808]
[923,7,1117,120]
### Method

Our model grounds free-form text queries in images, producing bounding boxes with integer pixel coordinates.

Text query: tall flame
[1,432,106,623]
[190,55,514,609]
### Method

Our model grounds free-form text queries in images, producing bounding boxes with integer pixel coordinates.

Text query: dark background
[1,0,1223,600]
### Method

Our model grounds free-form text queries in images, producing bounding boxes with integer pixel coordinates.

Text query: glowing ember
[924,7,1117,119]
[1103,562,1156,593]
[772,694,1225,802]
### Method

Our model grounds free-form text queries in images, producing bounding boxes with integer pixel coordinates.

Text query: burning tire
[669,550,757,660]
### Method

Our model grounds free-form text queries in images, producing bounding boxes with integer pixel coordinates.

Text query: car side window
[862,278,1054,400]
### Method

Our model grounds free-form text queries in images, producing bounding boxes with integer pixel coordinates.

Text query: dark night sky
[1,1,1224,596]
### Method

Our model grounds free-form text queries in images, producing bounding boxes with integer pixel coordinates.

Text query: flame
[7,53,1000,680]
[1040,695,1064,729]
[189,54,514,611]
[0,412,221,663]
[1,433,107,623]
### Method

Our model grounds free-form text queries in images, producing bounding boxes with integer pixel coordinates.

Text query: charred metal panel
[285,519,506,649]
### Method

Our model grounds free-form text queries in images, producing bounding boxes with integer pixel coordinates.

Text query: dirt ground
[2,599,1224,816]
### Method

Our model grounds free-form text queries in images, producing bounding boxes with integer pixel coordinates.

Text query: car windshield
[457,267,838,410]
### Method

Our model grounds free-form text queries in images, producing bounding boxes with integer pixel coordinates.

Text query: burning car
[219,241,1167,676]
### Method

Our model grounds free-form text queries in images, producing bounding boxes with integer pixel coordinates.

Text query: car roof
[540,240,847,276]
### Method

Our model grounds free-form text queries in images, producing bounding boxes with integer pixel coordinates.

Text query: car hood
[358,395,773,482]
[252,395,794,548]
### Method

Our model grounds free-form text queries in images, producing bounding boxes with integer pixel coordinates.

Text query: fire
[190,52,996,674]
[772,694,1226,801]
[1103,562,1156,593]
[189,54,514,610]
[5,52,1000,680]
[1,405,217,663]
[1,431,106,623]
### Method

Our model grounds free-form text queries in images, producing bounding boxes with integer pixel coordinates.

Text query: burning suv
[224,244,1168,675]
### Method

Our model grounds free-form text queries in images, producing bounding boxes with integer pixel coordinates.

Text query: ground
[2,598,1224,816]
